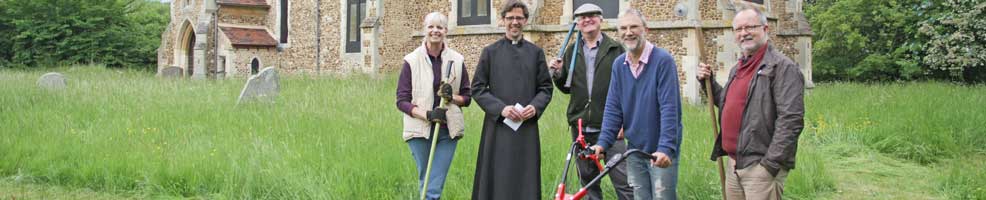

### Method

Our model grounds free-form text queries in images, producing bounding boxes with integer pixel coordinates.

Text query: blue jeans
[626,152,678,200]
[407,127,458,200]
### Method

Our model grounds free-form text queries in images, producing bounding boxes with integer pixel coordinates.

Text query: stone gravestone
[237,67,279,104]
[160,66,183,78]
[37,72,66,90]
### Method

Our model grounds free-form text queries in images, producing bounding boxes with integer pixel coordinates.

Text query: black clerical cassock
[470,37,553,200]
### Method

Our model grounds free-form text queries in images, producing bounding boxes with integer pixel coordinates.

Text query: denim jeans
[626,152,678,200]
[407,127,458,200]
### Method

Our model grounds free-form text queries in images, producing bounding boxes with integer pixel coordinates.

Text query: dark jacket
[552,33,624,128]
[705,44,805,176]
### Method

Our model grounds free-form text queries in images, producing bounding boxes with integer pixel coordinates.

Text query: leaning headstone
[160,66,183,78]
[37,72,66,90]
[237,67,279,104]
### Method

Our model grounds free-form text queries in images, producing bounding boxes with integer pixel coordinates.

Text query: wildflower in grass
[815,115,828,133]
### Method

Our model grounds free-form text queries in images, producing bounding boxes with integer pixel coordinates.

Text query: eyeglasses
[576,14,601,21]
[504,16,527,22]
[733,25,763,33]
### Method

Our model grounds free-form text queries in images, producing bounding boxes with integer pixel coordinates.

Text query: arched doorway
[176,20,196,77]
[185,32,195,76]
[251,58,260,75]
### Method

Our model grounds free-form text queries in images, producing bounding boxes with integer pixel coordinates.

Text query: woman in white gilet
[394,12,470,200]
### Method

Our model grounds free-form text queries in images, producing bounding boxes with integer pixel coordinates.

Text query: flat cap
[573,3,603,16]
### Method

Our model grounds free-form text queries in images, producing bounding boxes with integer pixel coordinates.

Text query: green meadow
[1,66,983,199]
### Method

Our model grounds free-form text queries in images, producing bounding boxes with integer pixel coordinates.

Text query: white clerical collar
[509,35,524,45]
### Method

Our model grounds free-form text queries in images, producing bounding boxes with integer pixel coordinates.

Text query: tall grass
[938,158,986,200]
[805,82,986,199]
[805,83,986,164]
[1,66,980,199]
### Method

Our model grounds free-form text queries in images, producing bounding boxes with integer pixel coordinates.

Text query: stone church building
[157,0,813,103]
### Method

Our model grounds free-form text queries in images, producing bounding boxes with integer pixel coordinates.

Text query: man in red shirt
[697,7,805,200]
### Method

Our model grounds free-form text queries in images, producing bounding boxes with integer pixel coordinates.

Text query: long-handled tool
[674,4,726,195]
[420,60,454,200]
[555,21,587,88]
[705,77,727,200]
[557,22,577,61]
[558,149,656,200]
[564,32,583,88]
[555,22,578,88]
[692,20,727,199]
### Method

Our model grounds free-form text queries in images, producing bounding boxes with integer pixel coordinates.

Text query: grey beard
[622,40,644,52]
[741,42,764,55]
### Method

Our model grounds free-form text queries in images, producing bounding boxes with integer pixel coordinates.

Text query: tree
[918,0,986,83]
[806,0,927,82]
[0,0,168,69]
[806,0,986,83]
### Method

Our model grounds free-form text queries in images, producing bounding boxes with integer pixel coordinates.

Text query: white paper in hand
[502,103,525,131]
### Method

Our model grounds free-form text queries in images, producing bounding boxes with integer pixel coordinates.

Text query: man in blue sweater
[590,9,683,200]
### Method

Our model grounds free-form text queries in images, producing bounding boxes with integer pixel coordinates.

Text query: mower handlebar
[625,149,657,159]
[606,149,656,168]
[559,149,656,200]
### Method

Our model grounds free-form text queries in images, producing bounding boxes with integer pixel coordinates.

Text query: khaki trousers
[724,157,788,200]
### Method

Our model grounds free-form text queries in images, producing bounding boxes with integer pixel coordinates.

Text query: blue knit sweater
[597,46,683,158]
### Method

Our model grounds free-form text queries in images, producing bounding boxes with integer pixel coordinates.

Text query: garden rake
[420,60,455,200]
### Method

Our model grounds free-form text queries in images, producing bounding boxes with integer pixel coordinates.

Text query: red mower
[553,119,655,200]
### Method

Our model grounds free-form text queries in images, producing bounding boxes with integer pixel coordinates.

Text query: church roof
[219,26,278,48]
[217,0,270,8]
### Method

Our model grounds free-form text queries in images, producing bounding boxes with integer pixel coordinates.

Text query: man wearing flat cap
[549,3,633,200]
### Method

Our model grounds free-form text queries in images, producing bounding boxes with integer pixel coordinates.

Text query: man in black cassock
[470,1,553,199]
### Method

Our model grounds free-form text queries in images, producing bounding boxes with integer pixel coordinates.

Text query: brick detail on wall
[158,0,812,84]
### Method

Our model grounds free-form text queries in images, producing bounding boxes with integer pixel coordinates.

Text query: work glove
[437,82,453,102]
[426,107,448,124]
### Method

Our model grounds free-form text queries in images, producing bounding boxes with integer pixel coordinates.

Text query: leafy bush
[806,0,926,82]
[806,0,986,83]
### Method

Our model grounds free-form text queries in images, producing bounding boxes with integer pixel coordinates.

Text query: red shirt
[720,46,767,159]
